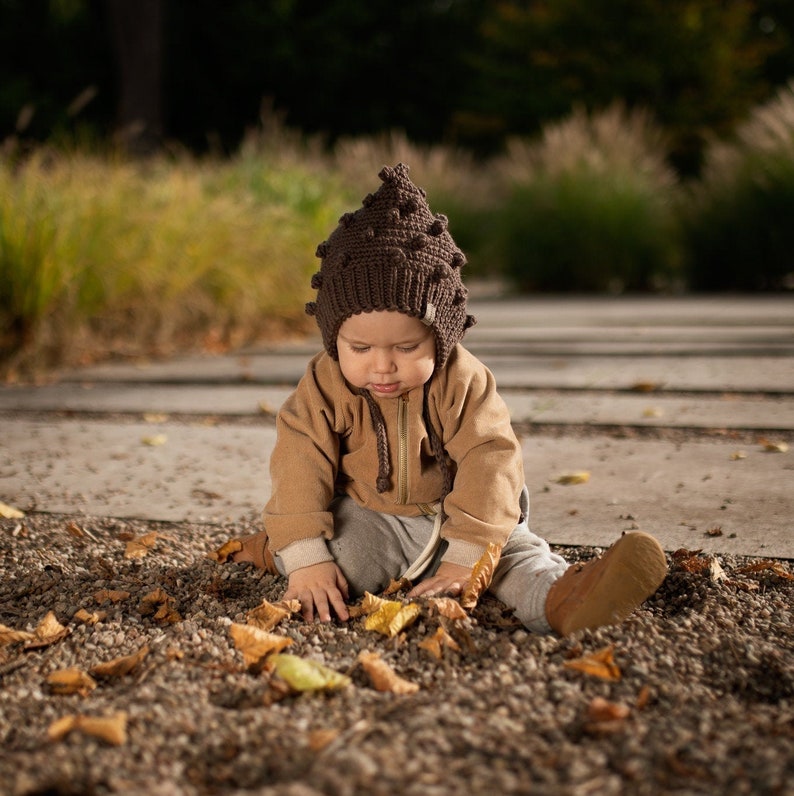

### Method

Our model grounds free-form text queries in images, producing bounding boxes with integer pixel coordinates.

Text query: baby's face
[337,310,436,398]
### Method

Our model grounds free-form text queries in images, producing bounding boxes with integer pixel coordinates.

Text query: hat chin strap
[420,302,436,326]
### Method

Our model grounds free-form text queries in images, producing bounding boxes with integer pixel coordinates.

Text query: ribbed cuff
[441,538,488,569]
[276,537,335,575]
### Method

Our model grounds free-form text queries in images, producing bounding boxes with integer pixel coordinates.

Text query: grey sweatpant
[274,486,568,633]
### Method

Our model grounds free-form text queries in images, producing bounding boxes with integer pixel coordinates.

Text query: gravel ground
[1,512,792,796]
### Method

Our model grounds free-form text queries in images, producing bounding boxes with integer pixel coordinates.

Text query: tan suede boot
[545,531,667,635]
[229,531,278,574]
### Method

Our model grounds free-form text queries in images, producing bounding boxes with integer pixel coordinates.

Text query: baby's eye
[350,345,370,354]
[397,345,420,353]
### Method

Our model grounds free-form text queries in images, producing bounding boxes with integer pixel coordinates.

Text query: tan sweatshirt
[263,344,525,573]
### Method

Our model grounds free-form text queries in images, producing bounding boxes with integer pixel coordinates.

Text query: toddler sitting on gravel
[232,163,667,634]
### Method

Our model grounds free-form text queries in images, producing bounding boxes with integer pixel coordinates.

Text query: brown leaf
[671,549,711,574]
[48,712,128,746]
[363,600,421,638]
[90,645,150,678]
[25,611,70,650]
[417,626,462,660]
[247,599,291,631]
[357,651,419,694]
[460,543,502,610]
[307,728,340,751]
[758,437,789,453]
[635,685,652,710]
[427,597,468,621]
[630,380,663,392]
[139,589,181,623]
[124,532,161,559]
[734,560,794,581]
[94,589,131,604]
[563,645,622,681]
[47,668,97,697]
[230,623,293,669]
[73,608,107,626]
[207,538,243,564]
[382,577,412,595]
[0,624,35,646]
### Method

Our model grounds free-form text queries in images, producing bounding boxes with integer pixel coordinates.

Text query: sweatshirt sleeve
[431,346,525,565]
[263,354,343,556]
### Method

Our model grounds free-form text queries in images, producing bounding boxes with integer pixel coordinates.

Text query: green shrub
[685,80,794,291]
[495,105,683,292]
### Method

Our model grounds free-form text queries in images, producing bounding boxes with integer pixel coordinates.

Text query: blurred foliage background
[1,0,793,376]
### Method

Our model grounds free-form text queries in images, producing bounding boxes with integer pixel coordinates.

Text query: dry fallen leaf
[25,611,70,650]
[427,597,468,621]
[246,599,291,632]
[230,623,293,669]
[358,651,420,694]
[729,450,747,461]
[563,645,622,681]
[141,433,167,446]
[554,471,591,485]
[267,653,351,692]
[642,407,663,418]
[758,437,789,453]
[364,600,422,638]
[586,695,631,723]
[383,577,412,595]
[734,560,794,581]
[207,538,243,563]
[460,543,502,610]
[124,532,161,559]
[73,608,107,626]
[307,728,340,751]
[139,589,181,623]
[630,380,663,392]
[0,623,35,646]
[48,712,128,746]
[47,668,97,697]
[90,645,150,678]
[417,626,462,660]
[0,501,24,519]
[94,589,131,604]
[143,413,169,423]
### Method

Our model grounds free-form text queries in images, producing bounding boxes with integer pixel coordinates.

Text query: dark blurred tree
[106,0,163,154]
[459,0,784,174]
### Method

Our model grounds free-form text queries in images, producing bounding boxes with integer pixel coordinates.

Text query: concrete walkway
[1,296,792,558]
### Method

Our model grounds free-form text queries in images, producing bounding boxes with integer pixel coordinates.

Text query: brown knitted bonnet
[305,163,476,369]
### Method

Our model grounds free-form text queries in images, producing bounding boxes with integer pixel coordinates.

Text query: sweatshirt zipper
[397,393,409,504]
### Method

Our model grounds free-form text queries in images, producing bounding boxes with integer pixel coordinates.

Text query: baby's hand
[408,562,472,598]
[284,562,350,623]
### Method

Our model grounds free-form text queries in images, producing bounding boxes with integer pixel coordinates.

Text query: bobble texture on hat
[306,163,475,369]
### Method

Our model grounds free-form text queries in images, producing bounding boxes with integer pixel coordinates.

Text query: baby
[233,163,667,634]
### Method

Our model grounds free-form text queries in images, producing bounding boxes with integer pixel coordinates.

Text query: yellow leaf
[143,413,169,423]
[554,471,591,485]
[141,433,167,446]
[460,543,502,610]
[0,624,35,646]
[246,599,290,632]
[759,437,788,453]
[268,653,350,692]
[124,531,161,559]
[642,407,663,418]
[26,611,70,649]
[0,501,24,518]
[47,668,97,697]
[360,592,389,614]
[428,597,468,621]
[563,645,622,681]
[417,626,462,660]
[90,645,150,678]
[729,450,747,461]
[207,538,243,563]
[364,601,421,638]
[230,623,293,669]
[358,651,419,694]
[48,712,128,746]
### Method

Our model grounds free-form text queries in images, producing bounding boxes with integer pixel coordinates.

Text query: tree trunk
[107,0,164,154]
